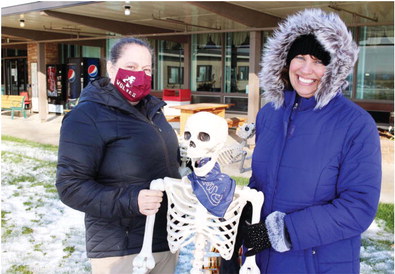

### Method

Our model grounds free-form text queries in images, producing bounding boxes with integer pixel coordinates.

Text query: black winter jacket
[56,78,180,258]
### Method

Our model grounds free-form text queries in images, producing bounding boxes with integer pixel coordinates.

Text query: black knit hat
[286,34,331,66]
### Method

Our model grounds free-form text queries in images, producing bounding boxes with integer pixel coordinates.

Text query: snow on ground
[1,140,394,273]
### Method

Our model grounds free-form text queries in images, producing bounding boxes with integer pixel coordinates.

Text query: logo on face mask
[122,75,136,88]
[114,68,151,102]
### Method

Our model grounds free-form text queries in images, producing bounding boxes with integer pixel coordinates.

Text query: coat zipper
[265,100,299,273]
[148,111,173,175]
[271,101,299,208]
[132,104,172,176]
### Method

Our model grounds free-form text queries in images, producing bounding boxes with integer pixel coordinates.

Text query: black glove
[244,221,271,256]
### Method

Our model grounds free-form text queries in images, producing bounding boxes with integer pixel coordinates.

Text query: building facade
[2,1,394,125]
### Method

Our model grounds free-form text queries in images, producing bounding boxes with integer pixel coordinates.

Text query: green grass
[2,135,58,151]
[233,176,250,186]
[7,265,33,274]
[376,203,394,233]
[62,246,76,259]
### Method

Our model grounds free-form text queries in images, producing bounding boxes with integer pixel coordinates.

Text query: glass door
[2,58,27,95]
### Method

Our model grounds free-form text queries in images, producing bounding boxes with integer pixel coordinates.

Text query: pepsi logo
[87,65,98,78]
[68,69,76,83]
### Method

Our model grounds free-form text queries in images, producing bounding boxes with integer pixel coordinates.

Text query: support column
[183,36,191,89]
[247,31,262,127]
[37,43,48,122]
[100,40,107,78]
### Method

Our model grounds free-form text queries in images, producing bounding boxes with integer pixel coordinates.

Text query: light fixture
[204,35,217,50]
[19,19,25,28]
[124,5,131,16]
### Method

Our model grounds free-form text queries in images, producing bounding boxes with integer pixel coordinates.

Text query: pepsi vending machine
[67,58,101,100]
[67,58,83,100]
[83,58,100,87]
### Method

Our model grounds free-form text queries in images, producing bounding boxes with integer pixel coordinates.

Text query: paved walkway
[1,112,393,203]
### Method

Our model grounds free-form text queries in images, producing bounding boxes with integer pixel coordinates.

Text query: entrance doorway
[1,57,28,95]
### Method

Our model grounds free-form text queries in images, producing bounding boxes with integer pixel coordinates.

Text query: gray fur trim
[260,9,359,109]
[265,211,291,253]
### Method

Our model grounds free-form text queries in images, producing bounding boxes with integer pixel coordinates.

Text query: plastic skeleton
[133,112,264,274]
[218,123,256,173]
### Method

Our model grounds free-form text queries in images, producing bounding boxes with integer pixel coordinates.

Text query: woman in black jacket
[56,37,181,273]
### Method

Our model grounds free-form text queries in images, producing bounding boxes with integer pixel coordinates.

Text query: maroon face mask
[114,68,152,102]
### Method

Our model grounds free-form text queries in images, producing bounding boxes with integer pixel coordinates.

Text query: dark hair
[109,37,154,64]
[280,65,292,90]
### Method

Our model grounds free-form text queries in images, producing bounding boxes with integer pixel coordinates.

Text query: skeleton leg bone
[239,187,264,274]
[132,179,165,274]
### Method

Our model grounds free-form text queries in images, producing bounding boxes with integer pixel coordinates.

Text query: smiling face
[289,54,327,98]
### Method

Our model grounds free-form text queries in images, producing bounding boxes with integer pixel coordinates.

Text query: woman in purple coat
[242,9,382,274]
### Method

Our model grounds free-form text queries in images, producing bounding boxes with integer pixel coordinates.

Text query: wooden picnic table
[170,103,233,134]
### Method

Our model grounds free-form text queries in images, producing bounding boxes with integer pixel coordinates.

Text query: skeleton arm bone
[240,187,264,274]
[132,179,165,274]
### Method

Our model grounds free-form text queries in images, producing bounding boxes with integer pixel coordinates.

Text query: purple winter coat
[250,90,381,273]
[252,9,382,273]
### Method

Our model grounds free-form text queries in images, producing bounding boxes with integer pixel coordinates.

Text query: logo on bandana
[196,181,222,206]
[188,159,236,217]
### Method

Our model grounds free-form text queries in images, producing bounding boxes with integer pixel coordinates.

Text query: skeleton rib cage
[165,177,249,260]
[133,176,264,274]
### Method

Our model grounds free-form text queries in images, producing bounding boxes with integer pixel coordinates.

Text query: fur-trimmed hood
[260,9,359,109]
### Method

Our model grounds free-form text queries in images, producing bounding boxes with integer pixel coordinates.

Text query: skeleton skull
[236,122,256,140]
[183,112,228,176]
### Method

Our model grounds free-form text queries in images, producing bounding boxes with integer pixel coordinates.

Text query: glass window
[225,97,248,112]
[224,32,250,94]
[260,30,273,99]
[192,95,221,104]
[197,65,212,82]
[167,66,184,85]
[191,33,222,92]
[343,28,358,99]
[2,48,27,57]
[356,25,394,101]
[82,46,101,58]
[60,44,80,64]
[157,40,185,90]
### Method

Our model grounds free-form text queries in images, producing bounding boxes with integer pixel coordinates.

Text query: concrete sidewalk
[1,112,63,146]
[1,112,393,203]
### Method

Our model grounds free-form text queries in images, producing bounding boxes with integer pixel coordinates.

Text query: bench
[226,117,246,128]
[1,95,27,119]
